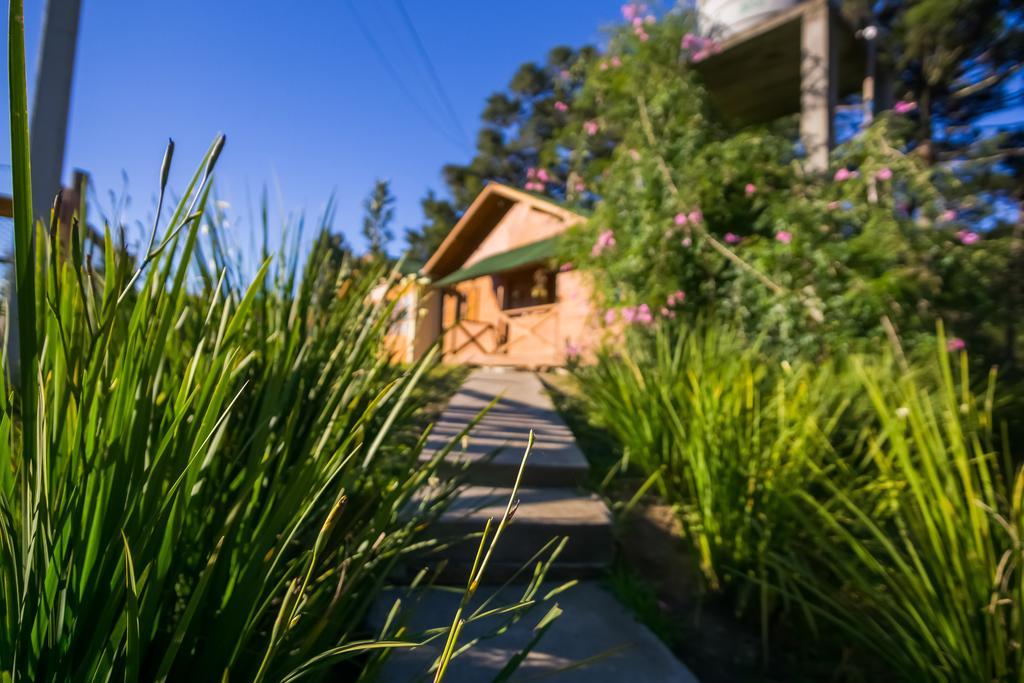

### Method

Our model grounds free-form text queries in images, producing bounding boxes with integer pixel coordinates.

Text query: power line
[343,0,468,152]
[373,4,453,138]
[392,0,470,149]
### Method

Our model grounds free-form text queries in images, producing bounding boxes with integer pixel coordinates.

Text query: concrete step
[367,581,699,682]
[406,485,613,583]
[422,370,590,488]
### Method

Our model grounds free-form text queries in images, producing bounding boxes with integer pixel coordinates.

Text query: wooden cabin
[405,183,598,369]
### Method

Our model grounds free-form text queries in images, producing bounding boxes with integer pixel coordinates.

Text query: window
[501,267,555,310]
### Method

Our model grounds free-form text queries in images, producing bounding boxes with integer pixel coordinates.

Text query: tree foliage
[549,5,1022,365]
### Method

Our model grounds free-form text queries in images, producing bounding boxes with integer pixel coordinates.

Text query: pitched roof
[422,182,584,281]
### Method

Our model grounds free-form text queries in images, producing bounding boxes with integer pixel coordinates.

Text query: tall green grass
[579,320,1024,678]
[0,136,463,678]
[1,5,561,677]
[776,337,1024,681]
[578,326,847,602]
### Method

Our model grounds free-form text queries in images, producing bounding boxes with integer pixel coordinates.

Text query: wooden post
[799,0,838,173]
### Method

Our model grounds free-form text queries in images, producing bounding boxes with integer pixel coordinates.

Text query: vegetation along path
[370,368,697,681]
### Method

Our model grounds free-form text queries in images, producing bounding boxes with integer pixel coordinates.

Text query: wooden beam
[0,195,12,219]
[692,0,864,139]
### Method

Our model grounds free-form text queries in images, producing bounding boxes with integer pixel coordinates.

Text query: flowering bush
[556,9,1013,361]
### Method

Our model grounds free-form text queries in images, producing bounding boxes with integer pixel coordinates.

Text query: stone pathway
[369,368,698,682]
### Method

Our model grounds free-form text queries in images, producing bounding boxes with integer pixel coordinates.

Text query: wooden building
[404,182,598,369]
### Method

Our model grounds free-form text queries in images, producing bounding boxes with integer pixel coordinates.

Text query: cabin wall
[412,287,442,361]
[464,204,569,268]
[554,269,598,361]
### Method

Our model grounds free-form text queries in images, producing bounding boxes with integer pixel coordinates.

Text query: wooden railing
[447,319,498,356]
[445,303,561,365]
[498,303,559,360]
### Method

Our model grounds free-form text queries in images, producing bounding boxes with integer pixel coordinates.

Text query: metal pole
[859,24,878,128]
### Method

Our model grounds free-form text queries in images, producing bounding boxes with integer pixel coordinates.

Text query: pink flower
[947,337,966,352]
[621,306,637,323]
[681,236,692,247]
[611,56,622,68]
[573,180,586,193]
[688,209,703,224]
[745,183,757,197]
[559,262,573,272]
[621,3,639,21]
[724,232,741,244]
[827,200,842,210]
[834,168,853,182]
[599,60,609,71]
[674,212,688,226]
[635,28,649,42]
[603,309,617,325]
[941,209,957,222]
[876,167,893,181]
[584,120,600,136]
[681,33,700,50]
[536,168,550,182]
[775,230,792,244]
[628,148,640,161]
[524,181,544,192]
[592,229,616,256]
[644,14,655,24]
[635,304,654,325]
[894,100,917,114]
[660,307,675,319]
[527,167,537,179]
[667,290,686,306]
[565,342,582,359]
[957,230,980,245]
[554,101,569,113]
[632,17,644,27]
[692,48,710,62]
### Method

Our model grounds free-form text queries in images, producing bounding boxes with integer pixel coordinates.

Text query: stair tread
[424,485,612,528]
[368,582,699,682]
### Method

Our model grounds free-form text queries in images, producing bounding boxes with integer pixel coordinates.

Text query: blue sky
[2,1,625,257]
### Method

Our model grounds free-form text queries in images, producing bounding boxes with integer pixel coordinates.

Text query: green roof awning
[431,235,559,287]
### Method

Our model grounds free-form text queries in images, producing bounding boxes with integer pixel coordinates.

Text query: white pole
[8,0,82,377]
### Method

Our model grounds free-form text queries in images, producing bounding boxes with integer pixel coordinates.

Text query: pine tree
[361,179,395,260]
[405,44,609,260]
